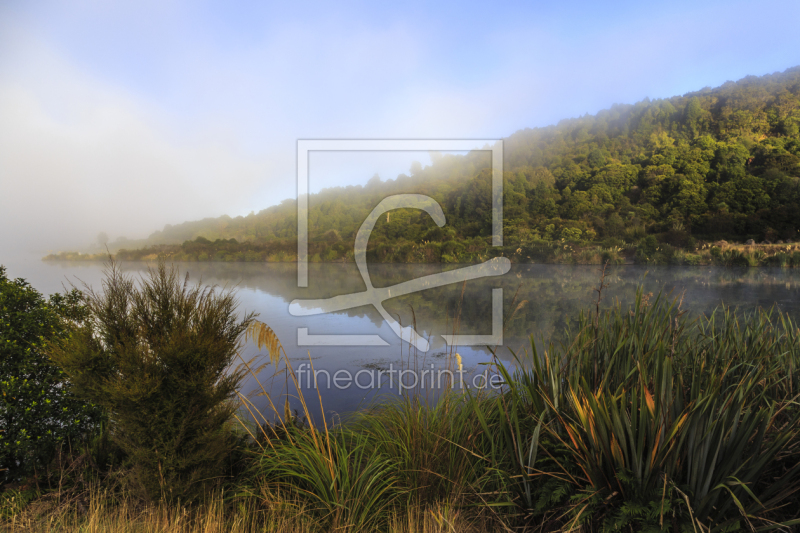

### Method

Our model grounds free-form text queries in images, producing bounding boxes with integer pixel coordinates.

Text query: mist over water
[5,251,800,419]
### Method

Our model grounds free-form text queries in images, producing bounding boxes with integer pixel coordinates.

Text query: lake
[5,254,800,421]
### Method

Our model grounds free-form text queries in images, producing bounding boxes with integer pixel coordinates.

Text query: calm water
[5,254,800,420]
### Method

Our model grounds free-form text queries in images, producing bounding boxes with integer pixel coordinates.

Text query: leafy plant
[254,426,401,531]
[0,266,101,485]
[355,392,487,505]
[490,289,800,531]
[48,261,255,502]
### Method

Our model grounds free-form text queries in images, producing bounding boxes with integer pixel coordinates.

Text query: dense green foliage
[48,262,255,502]
[0,266,100,484]
[49,67,800,265]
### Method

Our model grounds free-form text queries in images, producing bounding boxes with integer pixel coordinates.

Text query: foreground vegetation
[47,67,800,265]
[4,262,800,531]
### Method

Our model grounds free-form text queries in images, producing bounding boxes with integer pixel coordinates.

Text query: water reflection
[11,256,800,418]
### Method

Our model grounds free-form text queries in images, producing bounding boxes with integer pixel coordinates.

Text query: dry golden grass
[1,489,502,533]
[2,487,307,533]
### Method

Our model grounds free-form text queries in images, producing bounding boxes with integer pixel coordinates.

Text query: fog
[2,0,800,258]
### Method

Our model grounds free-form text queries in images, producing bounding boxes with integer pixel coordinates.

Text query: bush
[770,251,791,267]
[254,426,400,531]
[661,228,689,247]
[49,261,255,502]
[681,253,702,266]
[721,249,750,266]
[601,237,625,248]
[0,266,101,484]
[560,227,583,242]
[634,235,658,263]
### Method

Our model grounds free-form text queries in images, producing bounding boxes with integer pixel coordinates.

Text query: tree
[684,97,705,137]
[586,148,608,168]
[530,180,559,219]
[604,213,625,238]
[49,261,255,501]
[524,167,555,188]
[664,176,708,218]
[96,232,109,248]
[0,266,101,484]
[711,142,749,183]
[712,176,770,214]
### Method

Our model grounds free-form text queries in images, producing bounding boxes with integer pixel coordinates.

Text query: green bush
[683,253,702,265]
[253,426,400,531]
[771,251,791,267]
[721,249,750,266]
[355,394,484,504]
[560,227,583,242]
[49,261,255,502]
[635,235,658,263]
[0,266,101,484]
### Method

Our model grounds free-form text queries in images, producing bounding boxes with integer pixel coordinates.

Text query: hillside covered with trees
[48,67,800,265]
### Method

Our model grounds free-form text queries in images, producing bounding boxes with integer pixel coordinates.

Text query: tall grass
[250,427,401,531]
[353,393,488,505]
[2,486,486,533]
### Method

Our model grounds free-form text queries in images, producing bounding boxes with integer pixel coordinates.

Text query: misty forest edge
[46,67,800,267]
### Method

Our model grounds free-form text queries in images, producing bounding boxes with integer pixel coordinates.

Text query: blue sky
[1,0,799,251]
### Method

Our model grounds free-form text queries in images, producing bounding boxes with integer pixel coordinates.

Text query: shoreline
[42,240,800,267]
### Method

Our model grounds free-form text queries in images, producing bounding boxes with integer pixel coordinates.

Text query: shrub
[749,250,767,266]
[624,224,647,242]
[0,266,101,484]
[771,251,791,267]
[683,253,702,266]
[599,249,616,264]
[661,228,689,247]
[356,394,485,504]
[635,235,658,263]
[254,426,400,531]
[49,261,255,502]
[560,227,583,242]
[721,249,750,266]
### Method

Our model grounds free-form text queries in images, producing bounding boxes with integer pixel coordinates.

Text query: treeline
[52,67,800,263]
[45,234,800,268]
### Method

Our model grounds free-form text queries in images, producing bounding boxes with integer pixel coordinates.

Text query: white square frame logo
[293,139,505,349]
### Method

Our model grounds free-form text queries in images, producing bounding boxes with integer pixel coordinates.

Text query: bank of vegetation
[45,236,800,267]
[4,261,800,531]
[46,67,800,266]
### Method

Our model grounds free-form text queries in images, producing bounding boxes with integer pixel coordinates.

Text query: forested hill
[55,67,800,264]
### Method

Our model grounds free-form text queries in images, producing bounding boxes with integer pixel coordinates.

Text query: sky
[1,0,800,254]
